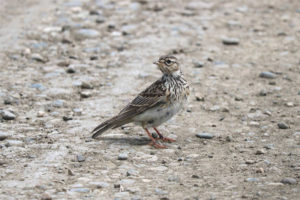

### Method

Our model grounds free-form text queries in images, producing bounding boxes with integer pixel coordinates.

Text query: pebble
[246,178,259,182]
[193,61,204,68]
[192,175,200,179]
[37,111,46,117]
[52,100,64,108]
[80,82,93,89]
[168,175,179,182]
[41,194,52,200]
[69,188,90,193]
[259,71,277,79]
[245,160,255,164]
[196,133,214,139]
[74,29,100,40]
[0,132,9,141]
[255,149,266,155]
[80,91,92,98]
[31,53,46,63]
[278,123,289,129]
[118,153,128,160]
[30,83,46,91]
[209,105,220,111]
[155,188,168,195]
[0,110,16,120]
[89,181,109,188]
[281,178,297,185]
[77,154,85,162]
[222,37,240,45]
[285,102,294,107]
[126,169,138,176]
[63,116,73,121]
[5,140,24,147]
[66,66,76,73]
[4,96,18,105]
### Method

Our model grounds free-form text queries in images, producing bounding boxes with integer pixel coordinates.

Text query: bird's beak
[153,61,159,65]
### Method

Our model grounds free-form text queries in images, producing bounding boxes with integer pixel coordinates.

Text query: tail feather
[91,115,130,138]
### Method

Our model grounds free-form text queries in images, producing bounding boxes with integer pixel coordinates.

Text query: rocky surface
[0,0,299,199]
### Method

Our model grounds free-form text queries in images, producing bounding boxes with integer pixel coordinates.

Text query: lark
[92,55,189,148]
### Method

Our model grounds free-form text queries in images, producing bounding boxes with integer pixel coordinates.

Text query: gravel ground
[0,0,299,199]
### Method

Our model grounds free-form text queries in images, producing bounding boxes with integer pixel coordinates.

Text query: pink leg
[144,128,166,149]
[153,128,176,143]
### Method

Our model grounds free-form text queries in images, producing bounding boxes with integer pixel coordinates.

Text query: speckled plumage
[92,55,189,148]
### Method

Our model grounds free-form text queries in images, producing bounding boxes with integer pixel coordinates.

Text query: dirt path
[0,0,299,199]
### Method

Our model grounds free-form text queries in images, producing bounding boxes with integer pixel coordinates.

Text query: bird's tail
[91,115,129,138]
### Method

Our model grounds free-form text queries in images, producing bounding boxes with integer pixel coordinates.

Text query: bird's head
[153,55,180,76]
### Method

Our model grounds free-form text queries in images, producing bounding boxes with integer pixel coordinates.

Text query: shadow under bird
[91,55,189,148]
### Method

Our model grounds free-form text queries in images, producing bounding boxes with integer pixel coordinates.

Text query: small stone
[80,91,92,98]
[57,60,70,67]
[30,83,46,91]
[192,175,200,179]
[118,153,128,160]
[222,37,240,45]
[89,181,109,188]
[245,160,255,164]
[259,72,277,79]
[195,95,204,101]
[281,178,297,185]
[126,169,138,176]
[4,96,18,105]
[31,53,46,63]
[41,194,52,200]
[285,102,294,107]
[0,132,9,141]
[52,100,64,108]
[80,82,93,89]
[255,149,266,155]
[264,144,274,149]
[226,136,233,142]
[0,110,16,120]
[196,133,214,139]
[77,154,85,162]
[256,168,264,173]
[70,188,90,193]
[246,178,259,182]
[168,176,179,182]
[278,123,289,129]
[37,111,45,117]
[68,169,74,176]
[193,61,204,68]
[66,67,76,73]
[74,29,100,40]
[209,105,220,111]
[63,116,73,121]
[155,188,168,195]
[5,140,23,147]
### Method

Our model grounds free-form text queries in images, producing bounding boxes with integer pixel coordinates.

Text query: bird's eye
[165,59,172,65]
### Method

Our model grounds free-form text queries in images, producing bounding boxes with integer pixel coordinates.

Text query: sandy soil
[0,0,299,199]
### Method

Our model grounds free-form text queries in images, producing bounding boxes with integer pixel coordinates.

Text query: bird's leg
[144,128,166,149]
[153,127,176,143]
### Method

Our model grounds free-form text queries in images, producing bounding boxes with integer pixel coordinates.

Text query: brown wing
[118,79,167,118]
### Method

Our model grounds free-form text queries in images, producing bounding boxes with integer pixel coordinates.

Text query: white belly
[133,100,186,128]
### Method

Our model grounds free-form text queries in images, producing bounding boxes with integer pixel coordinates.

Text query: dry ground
[0,0,299,199]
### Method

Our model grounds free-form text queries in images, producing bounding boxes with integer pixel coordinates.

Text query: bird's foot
[148,141,166,149]
[159,137,176,143]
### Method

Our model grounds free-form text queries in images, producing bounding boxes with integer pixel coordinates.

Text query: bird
[91,55,190,148]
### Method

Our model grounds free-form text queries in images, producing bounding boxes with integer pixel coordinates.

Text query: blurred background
[0,0,299,199]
